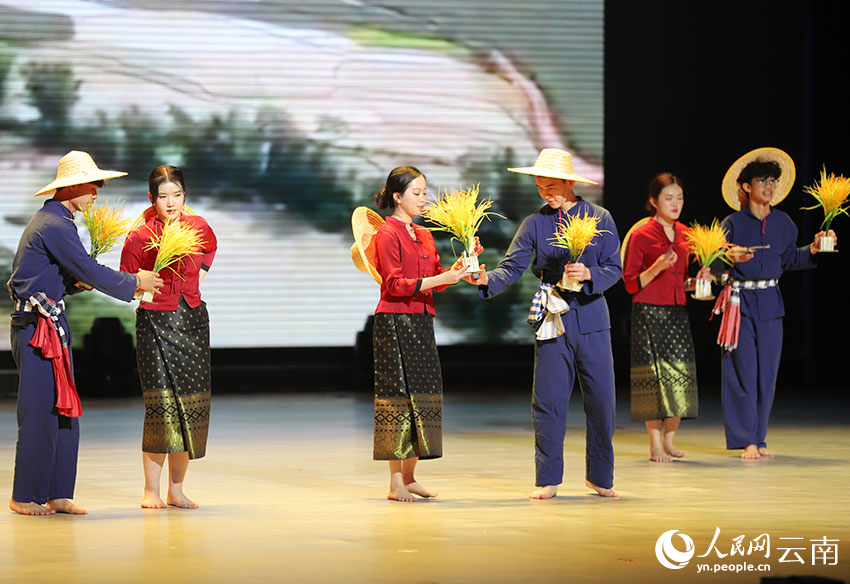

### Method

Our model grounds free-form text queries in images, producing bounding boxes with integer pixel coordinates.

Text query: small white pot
[559,271,583,292]
[693,277,712,300]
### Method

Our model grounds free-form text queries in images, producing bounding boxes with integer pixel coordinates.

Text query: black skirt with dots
[372,312,443,460]
[135,297,211,459]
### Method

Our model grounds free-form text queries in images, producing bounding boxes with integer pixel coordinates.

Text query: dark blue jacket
[8,200,137,308]
[722,207,816,320]
[480,199,622,334]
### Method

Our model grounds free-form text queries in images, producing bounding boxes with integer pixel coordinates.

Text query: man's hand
[810,229,837,254]
[136,270,164,293]
[727,245,754,263]
[565,262,591,282]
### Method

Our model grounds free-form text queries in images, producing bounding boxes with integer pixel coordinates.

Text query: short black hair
[737,160,781,184]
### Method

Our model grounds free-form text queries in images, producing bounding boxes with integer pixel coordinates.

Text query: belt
[731,278,779,290]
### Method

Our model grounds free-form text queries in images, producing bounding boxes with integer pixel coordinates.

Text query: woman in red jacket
[120,165,217,508]
[372,166,469,502]
[622,173,707,462]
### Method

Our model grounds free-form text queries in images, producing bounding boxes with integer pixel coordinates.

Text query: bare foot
[404,482,437,498]
[649,447,672,463]
[45,498,88,515]
[758,447,775,457]
[166,492,198,509]
[585,480,619,498]
[529,485,558,499]
[141,492,167,509]
[740,445,761,459]
[10,499,55,516]
[387,484,417,502]
[663,443,685,458]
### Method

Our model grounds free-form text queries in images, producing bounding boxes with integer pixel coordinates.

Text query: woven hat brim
[507,166,598,185]
[721,147,795,210]
[620,217,652,265]
[351,206,384,285]
[33,170,128,197]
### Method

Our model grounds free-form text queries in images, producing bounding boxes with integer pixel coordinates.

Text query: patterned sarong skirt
[630,303,698,422]
[372,312,442,460]
[136,298,211,459]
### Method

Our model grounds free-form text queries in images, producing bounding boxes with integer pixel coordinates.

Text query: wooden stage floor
[1,392,848,584]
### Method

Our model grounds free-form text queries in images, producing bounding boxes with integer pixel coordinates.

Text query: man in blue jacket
[7,151,162,515]
[472,148,621,499]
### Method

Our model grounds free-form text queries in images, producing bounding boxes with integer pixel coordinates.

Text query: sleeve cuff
[201,263,211,272]
[413,278,423,296]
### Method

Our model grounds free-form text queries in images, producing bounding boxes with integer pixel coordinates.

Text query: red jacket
[374,216,447,315]
[120,212,217,311]
[622,218,690,305]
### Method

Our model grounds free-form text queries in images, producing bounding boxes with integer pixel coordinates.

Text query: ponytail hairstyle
[375,165,425,210]
[646,172,682,213]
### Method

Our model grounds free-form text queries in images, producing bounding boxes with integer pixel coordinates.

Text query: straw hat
[721,147,796,210]
[507,148,598,184]
[620,217,652,265]
[32,150,128,197]
[351,206,384,285]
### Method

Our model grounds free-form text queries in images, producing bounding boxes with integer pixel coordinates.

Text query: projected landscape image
[0,0,603,349]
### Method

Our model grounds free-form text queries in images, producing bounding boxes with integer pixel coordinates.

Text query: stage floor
[1,392,848,584]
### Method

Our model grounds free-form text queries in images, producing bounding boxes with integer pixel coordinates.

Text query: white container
[141,290,154,302]
[820,233,836,252]
[692,277,713,300]
[461,248,479,273]
[559,267,583,292]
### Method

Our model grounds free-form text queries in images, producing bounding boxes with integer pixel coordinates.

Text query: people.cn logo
[655,529,695,570]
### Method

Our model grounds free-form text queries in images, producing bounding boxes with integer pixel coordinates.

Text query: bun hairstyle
[148,165,187,199]
[375,165,425,210]
[646,172,682,213]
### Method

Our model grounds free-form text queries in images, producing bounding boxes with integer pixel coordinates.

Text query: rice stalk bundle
[78,199,132,258]
[549,210,607,261]
[421,184,503,250]
[144,217,205,274]
[802,167,850,231]
[684,219,732,267]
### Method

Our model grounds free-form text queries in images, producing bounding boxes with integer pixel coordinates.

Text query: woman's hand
[684,265,712,291]
[565,262,591,282]
[650,249,677,273]
[728,245,754,263]
[441,261,467,286]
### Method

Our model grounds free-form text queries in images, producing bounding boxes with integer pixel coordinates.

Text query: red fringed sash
[30,314,82,417]
[711,283,741,353]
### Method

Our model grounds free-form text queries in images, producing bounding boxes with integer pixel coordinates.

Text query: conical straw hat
[33,151,127,197]
[620,217,652,265]
[351,206,384,284]
[721,147,795,210]
[507,148,598,184]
